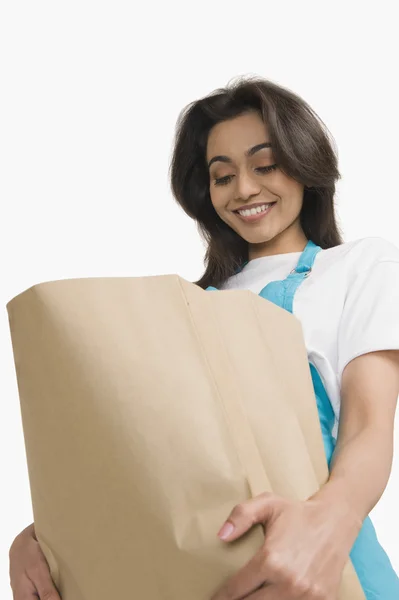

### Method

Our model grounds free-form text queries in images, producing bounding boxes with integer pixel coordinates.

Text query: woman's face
[206,111,305,253]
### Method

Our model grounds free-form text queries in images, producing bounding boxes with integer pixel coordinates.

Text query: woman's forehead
[207,113,271,162]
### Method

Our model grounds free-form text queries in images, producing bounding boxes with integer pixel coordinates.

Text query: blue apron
[207,240,399,599]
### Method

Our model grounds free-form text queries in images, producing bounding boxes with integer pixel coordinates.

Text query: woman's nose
[236,171,262,200]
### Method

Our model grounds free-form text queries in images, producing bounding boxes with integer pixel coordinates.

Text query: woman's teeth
[237,203,273,217]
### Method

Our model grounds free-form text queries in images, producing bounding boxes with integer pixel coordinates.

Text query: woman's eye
[214,175,233,186]
[256,164,278,174]
[213,164,277,186]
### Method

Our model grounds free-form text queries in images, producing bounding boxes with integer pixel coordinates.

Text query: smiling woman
[169,77,399,599]
[207,113,305,256]
[170,78,341,289]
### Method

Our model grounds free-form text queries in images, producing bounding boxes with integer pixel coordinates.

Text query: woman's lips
[234,202,276,223]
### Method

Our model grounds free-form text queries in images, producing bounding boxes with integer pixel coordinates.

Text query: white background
[1,2,399,598]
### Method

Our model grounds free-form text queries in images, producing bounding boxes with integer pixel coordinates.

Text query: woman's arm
[211,350,399,600]
[315,349,399,521]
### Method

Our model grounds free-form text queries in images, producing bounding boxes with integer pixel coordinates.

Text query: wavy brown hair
[170,77,343,289]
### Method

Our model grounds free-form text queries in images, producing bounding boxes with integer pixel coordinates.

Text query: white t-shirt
[221,237,399,435]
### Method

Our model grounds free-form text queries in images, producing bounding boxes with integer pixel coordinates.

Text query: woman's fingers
[10,570,39,600]
[11,555,61,600]
[211,549,270,599]
[9,524,62,600]
[30,564,62,600]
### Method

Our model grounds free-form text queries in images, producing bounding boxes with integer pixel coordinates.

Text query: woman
[9,78,399,599]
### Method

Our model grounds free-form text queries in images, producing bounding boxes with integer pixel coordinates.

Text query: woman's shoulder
[318,237,399,272]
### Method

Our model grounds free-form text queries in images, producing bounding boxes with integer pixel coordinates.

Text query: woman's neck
[248,225,308,260]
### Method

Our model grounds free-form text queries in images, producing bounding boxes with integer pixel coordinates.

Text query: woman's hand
[9,523,62,600]
[211,491,362,600]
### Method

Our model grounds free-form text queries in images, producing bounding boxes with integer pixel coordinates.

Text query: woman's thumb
[217,492,278,542]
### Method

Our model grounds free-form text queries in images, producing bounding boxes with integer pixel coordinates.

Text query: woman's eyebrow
[208,142,272,168]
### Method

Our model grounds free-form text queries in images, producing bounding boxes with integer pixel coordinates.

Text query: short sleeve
[337,240,399,380]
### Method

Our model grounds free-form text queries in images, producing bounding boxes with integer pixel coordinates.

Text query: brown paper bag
[7,275,365,599]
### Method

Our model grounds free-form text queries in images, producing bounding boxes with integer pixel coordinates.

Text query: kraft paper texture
[7,276,365,599]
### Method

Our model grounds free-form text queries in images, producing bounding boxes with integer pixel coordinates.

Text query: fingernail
[217,521,235,540]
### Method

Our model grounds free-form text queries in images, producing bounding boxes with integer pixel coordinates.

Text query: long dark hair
[170,77,343,289]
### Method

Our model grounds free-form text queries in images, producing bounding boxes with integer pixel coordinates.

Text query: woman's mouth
[234,202,276,223]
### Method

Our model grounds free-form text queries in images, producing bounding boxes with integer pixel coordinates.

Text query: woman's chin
[237,230,275,245]
[227,218,277,245]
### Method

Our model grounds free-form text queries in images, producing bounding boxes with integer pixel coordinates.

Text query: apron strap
[258,241,322,313]
[289,240,320,277]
